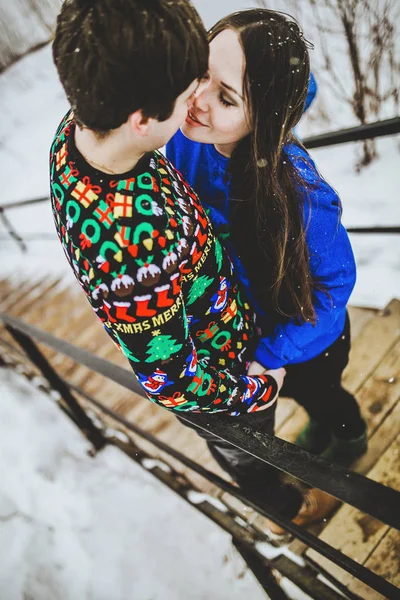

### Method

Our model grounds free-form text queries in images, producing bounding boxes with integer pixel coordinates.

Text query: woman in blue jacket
[166,8,367,482]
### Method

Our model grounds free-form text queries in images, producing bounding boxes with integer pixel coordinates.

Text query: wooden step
[306,434,400,599]
[0,277,14,302]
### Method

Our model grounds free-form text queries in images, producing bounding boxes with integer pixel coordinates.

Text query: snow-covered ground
[0,368,313,600]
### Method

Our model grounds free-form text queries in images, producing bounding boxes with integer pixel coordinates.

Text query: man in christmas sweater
[49,0,341,527]
[50,0,282,417]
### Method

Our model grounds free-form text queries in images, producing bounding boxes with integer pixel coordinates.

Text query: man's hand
[248,360,286,393]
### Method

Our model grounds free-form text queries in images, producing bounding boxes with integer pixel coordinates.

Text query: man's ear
[128,110,153,136]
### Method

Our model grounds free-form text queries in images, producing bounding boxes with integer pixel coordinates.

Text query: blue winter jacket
[165,128,356,369]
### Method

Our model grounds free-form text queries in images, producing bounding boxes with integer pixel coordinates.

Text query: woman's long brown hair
[209,9,319,324]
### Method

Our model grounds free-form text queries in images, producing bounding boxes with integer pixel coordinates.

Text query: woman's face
[181,29,251,157]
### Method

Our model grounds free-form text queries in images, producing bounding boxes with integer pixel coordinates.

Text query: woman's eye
[219,92,234,107]
[201,72,210,81]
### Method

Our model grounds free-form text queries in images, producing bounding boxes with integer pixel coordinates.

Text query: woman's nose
[190,75,211,111]
[193,86,210,112]
[196,75,211,98]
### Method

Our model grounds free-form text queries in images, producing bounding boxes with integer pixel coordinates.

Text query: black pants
[281,313,364,440]
[179,313,364,518]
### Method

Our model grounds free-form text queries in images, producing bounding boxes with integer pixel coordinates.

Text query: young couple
[50,0,366,535]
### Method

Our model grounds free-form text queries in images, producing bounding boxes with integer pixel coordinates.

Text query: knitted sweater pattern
[50,112,278,415]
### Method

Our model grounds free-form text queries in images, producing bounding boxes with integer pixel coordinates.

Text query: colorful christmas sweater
[49,111,278,415]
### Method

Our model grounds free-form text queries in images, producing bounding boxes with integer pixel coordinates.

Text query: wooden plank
[59,324,115,384]
[51,304,97,340]
[219,492,255,520]
[354,400,400,476]
[305,434,400,587]
[284,406,399,561]
[0,276,46,312]
[347,305,377,340]
[274,397,298,430]
[66,330,125,379]
[343,299,400,395]
[121,420,220,495]
[11,278,63,317]
[19,286,82,324]
[0,278,36,308]
[112,396,146,425]
[275,405,309,443]
[347,529,400,600]
[0,277,14,302]
[111,392,142,417]
[356,338,400,438]
[124,399,163,429]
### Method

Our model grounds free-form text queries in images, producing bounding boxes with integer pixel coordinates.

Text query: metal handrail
[303,116,400,148]
[0,196,48,211]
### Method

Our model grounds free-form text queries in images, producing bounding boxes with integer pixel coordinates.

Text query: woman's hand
[248,361,286,393]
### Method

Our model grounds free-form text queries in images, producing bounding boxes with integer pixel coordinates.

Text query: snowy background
[0,1,398,599]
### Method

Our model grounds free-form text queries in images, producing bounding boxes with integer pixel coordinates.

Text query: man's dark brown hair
[52,0,208,134]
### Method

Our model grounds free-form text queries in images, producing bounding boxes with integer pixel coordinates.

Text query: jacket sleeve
[304,72,317,113]
[254,152,356,369]
[165,135,178,166]
[97,243,278,415]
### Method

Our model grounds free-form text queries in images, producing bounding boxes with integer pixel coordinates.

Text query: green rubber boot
[295,419,331,454]
[320,427,368,467]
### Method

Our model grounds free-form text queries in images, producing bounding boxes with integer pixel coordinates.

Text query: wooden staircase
[1,274,399,598]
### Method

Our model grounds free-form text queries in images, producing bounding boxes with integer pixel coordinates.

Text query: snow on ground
[0,368,312,600]
[0,368,270,600]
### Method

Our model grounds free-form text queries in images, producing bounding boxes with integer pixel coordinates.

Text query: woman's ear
[128,110,151,136]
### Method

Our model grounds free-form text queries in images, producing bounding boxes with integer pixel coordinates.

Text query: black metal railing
[1,312,399,600]
[303,116,400,149]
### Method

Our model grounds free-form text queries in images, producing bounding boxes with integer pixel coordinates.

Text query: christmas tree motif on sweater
[145,334,183,362]
[186,275,214,306]
[115,335,140,362]
[214,237,223,272]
